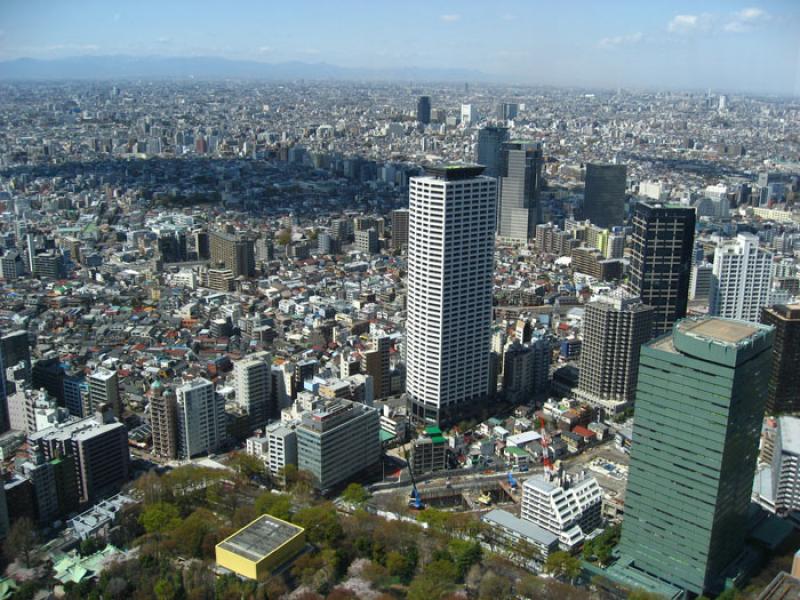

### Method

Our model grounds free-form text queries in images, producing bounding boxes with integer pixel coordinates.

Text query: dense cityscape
[1,3,800,600]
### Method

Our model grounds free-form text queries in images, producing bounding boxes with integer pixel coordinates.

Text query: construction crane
[507,472,518,490]
[402,444,425,510]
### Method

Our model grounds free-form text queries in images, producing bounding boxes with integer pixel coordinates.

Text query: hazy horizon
[1,0,799,95]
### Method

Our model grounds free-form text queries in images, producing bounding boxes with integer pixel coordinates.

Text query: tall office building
[761,304,800,413]
[296,399,380,490]
[416,96,431,124]
[88,367,121,417]
[583,163,626,228]
[617,318,774,596]
[209,230,256,278]
[361,336,391,400]
[234,351,272,430]
[406,166,497,424]
[710,233,773,322]
[576,292,654,417]
[476,126,509,178]
[175,378,225,459]
[501,338,551,404]
[627,201,696,337]
[497,142,544,243]
[390,209,409,252]
[460,104,476,126]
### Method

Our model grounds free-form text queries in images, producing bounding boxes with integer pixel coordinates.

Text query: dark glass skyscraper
[627,201,696,338]
[583,163,626,227]
[416,96,431,124]
[617,317,773,596]
[476,126,509,179]
[497,141,544,242]
[761,303,800,414]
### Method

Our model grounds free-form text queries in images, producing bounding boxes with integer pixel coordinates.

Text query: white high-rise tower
[710,233,773,322]
[406,165,497,424]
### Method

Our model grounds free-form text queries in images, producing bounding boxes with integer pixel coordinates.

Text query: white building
[754,416,800,516]
[265,422,297,477]
[710,233,773,322]
[234,351,272,431]
[520,472,602,550]
[175,378,225,459]
[461,104,476,127]
[405,165,497,425]
[88,367,120,417]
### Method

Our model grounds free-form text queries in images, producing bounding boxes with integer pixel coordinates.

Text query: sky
[1,0,799,94]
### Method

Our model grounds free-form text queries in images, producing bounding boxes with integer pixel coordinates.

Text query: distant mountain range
[0,55,491,82]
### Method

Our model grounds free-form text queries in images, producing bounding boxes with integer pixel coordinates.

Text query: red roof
[572,426,596,438]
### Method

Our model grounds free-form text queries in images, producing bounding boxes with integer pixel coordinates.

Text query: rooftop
[423,164,486,180]
[779,416,800,455]
[481,508,558,547]
[679,317,761,345]
[217,514,303,562]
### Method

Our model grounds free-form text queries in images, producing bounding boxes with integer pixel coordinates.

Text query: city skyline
[1,1,799,95]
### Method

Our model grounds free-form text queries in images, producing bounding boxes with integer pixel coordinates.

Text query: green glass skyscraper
[617,317,773,596]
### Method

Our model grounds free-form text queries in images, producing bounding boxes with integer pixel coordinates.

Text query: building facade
[760,304,800,414]
[710,233,773,322]
[617,317,774,596]
[175,378,225,459]
[627,201,696,337]
[583,163,626,228]
[497,142,544,243]
[405,166,497,425]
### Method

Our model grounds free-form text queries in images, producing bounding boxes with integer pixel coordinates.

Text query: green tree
[140,502,181,535]
[276,228,292,246]
[407,573,453,600]
[170,508,220,558]
[448,539,483,579]
[154,577,179,600]
[228,451,266,480]
[294,503,343,546]
[5,517,38,567]
[341,483,369,506]
[628,590,666,600]
[544,551,581,584]
[254,492,293,521]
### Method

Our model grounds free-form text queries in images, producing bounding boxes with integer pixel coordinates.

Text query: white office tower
[710,233,773,322]
[234,351,272,431]
[520,472,602,550]
[461,104,476,127]
[88,367,121,417]
[754,417,800,516]
[406,165,497,425]
[175,378,225,459]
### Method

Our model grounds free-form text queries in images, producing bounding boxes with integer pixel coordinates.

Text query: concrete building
[476,126,509,178]
[627,201,696,337]
[497,141,544,243]
[296,399,380,490]
[689,262,714,302]
[754,417,800,516]
[521,472,602,550]
[760,304,800,414]
[576,292,654,416]
[29,408,130,505]
[617,317,774,596]
[406,165,497,425]
[234,352,272,431]
[175,378,225,459]
[355,228,378,254]
[583,164,626,228]
[87,367,120,418]
[410,426,448,475]
[390,209,409,252]
[361,335,390,400]
[481,508,559,566]
[149,383,178,459]
[265,421,297,477]
[502,338,551,404]
[710,233,773,322]
[216,514,305,580]
[209,230,255,278]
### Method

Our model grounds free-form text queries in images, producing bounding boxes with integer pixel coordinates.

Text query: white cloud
[258,46,272,54]
[45,43,100,52]
[440,14,460,23]
[156,36,172,44]
[500,14,516,21]
[667,13,713,33]
[112,13,121,22]
[598,32,643,48]
[724,7,769,32]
